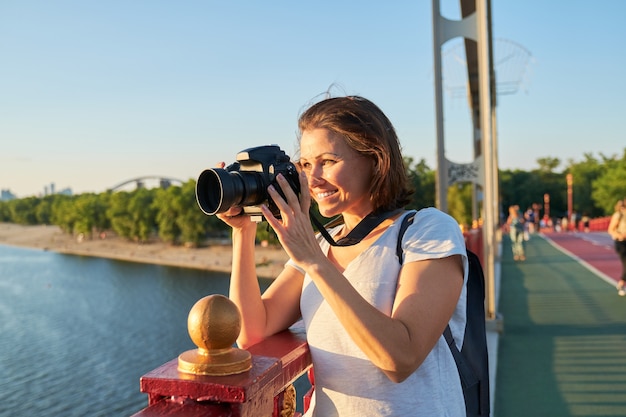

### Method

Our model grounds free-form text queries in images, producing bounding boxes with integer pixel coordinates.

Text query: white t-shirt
[288,208,468,417]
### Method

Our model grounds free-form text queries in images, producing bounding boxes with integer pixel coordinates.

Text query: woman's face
[299,128,373,219]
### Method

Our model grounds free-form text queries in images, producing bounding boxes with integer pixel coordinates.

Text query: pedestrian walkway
[495,232,626,417]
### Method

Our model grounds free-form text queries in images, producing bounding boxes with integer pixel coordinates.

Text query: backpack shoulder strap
[396,211,416,264]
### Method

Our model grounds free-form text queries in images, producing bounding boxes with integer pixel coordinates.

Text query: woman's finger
[261,203,282,230]
[275,174,300,207]
[267,183,292,216]
[296,171,311,214]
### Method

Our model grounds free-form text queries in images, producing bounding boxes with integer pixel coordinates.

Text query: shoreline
[0,223,289,279]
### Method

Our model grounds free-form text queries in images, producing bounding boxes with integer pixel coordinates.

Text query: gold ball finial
[178,294,252,376]
[187,294,241,350]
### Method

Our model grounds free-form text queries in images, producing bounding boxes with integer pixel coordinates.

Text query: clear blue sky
[2,1,624,198]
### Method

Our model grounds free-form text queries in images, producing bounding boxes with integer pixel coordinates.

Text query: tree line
[1,149,625,246]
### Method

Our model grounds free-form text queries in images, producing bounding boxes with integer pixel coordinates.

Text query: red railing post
[131,327,311,417]
[464,227,484,266]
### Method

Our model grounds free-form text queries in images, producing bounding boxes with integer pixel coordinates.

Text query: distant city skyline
[2,1,625,198]
[1,182,73,201]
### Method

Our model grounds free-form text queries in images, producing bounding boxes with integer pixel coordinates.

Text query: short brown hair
[298,96,413,212]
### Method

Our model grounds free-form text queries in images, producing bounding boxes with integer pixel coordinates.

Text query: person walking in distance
[507,205,526,261]
[608,198,626,296]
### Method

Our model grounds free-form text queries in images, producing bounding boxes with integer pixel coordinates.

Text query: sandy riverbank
[0,223,289,279]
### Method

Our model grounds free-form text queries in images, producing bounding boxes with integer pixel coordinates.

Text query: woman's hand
[216,207,257,231]
[261,171,326,270]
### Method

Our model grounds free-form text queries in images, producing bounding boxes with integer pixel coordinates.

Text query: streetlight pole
[544,193,550,230]
[566,173,573,229]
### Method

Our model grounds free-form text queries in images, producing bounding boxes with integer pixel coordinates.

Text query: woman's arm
[608,213,622,240]
[225,223,304,348]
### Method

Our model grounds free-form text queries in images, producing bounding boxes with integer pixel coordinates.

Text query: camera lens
[196,168,267,215]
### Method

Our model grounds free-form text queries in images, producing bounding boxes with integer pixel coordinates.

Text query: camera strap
[310,208,402,246]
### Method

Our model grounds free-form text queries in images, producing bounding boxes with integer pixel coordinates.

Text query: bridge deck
[495,232,626,416]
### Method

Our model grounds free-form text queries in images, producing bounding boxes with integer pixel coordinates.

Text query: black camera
[196,145,301,218]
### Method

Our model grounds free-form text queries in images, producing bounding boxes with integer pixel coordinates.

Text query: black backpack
[396,212,490,417]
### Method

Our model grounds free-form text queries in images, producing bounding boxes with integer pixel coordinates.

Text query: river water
[0,244,307,416]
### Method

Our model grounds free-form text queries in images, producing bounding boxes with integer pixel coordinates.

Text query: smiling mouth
[315,190,337,200]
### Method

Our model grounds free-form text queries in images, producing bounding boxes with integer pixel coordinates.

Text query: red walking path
[542,231,621,287]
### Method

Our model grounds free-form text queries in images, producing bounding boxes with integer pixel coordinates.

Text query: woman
[507,205,526,261]
[218,96,468,416]
[608,198,626,296]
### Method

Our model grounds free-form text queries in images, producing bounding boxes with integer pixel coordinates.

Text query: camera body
[196,145,300,218]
